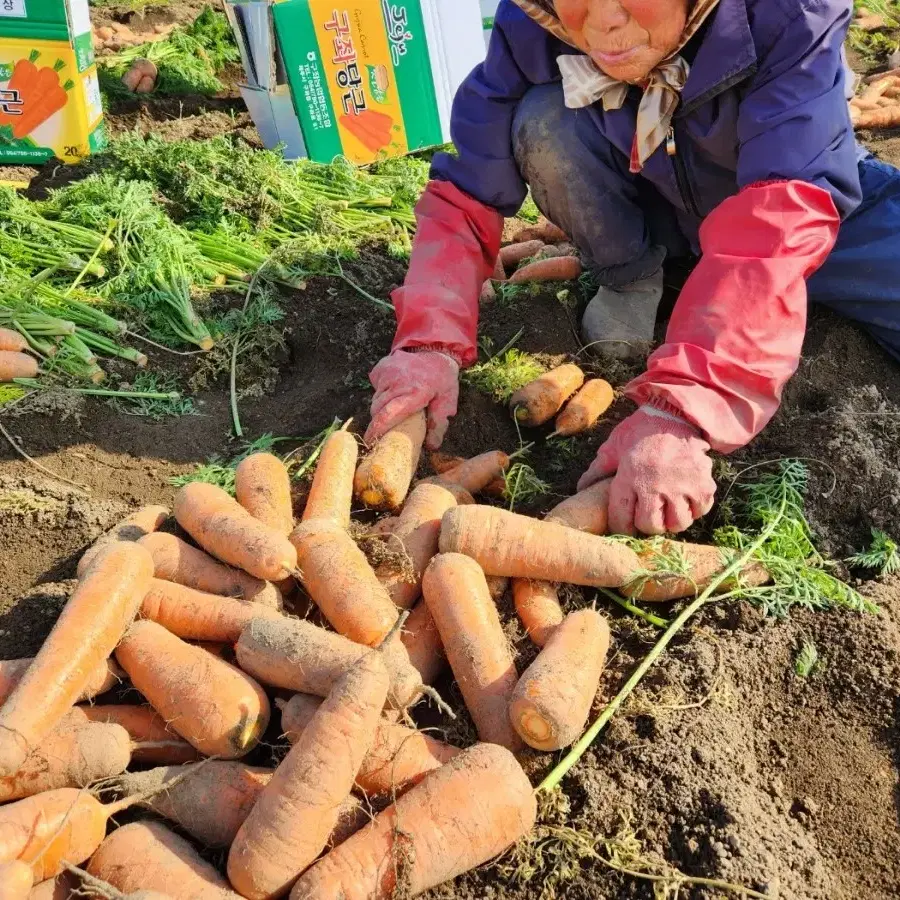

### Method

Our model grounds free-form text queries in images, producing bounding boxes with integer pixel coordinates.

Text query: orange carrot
[174,482,297,582]
[0,329,27,353]
[0,657,120,707]
[87,820,240,898]
[236,452,294,536]
[115,620,270,758]
[139,578,283,643]
[508,256,582,284]
[0,542,153,776]
[368,516,399,537]
[854,104,900,128]
[279,693,460,798]
[290,743,536,900]
[510,609,610,751]
[375,483,463,610]
[22,872,78,900]
[228,651,389,899]
[138,532,281,608]
[509,363,584,426]
[69,704,198,765]
[480,279,497,303]
[432,450,511,494]
[517,221,569,243]
[422,553,521,750]
[235,616,423,710]
[554,379,614,436]
[77,505,168,576]
[0,351,37,382]
[545,479,611,533]
[399,600,445,686]
[440,505,640,587]
[491,255,507,281]
[622,541,770,602]
[0,860,32,898]
[512,579,564,647]
[429,452,505,498]
[302,429,358,527]
[290,518,399,646]
[355,410,426,510]
[499,240,544,269]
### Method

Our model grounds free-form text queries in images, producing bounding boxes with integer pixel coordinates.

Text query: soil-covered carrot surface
[1,4,899,899]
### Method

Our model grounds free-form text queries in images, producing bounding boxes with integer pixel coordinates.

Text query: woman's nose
[586,0,630,32]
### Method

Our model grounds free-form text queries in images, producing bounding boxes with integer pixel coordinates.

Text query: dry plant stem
[0,417,87,490]
[538,496,785,792]
[597,856,770,899]
[126,330,206,356]
[62,862,129,899]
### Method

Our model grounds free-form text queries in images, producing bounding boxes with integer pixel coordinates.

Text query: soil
[1,6,899,900]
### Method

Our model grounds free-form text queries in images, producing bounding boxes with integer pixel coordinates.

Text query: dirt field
[1,7,899,899]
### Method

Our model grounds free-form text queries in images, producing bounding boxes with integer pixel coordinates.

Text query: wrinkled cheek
[555,0,588,31]
[621,0,683,38]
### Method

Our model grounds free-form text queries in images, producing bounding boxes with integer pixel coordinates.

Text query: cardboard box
[0,0,94,71]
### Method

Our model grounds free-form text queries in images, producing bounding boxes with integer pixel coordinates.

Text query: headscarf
[511,0,721,171]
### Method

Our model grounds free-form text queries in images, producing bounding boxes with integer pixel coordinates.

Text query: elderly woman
[363,0,898,535]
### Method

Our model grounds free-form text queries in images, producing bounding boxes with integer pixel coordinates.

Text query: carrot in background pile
[115,620,270,759]
[235,452,294,536]
[554,379,615,436]
[510,609,610,751]
[423,553,521,751]
[509,364,585,426]
[77,505,169,576]
[399,600,446,686]
[0,329,27,353]
[302,427,358,527]
[508,256,582,284]
[0,542,153,777]
[290,743,537,900]
[0,351,38,382]
[355,410,426,510]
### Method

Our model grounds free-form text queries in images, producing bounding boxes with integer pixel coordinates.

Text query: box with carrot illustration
[0,39,105,163]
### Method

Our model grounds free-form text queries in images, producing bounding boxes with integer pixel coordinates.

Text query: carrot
[429,452,505,498]
[422,553,521,750]
[0,352,38,382]
[368,516,399,536]
[509,363,584,426]
[279,693,460,798]
[139,578,283,643]
[138,532,281,608]
[622,541,770,602]
[399,600,445,686]
[0,542,153,777]
[86,820,240,898]
[0,657,120,707]
[235,616,423,710]
[69,704,198,765]
[486,574,510,600]
[173,482,297,582]
[115,620,270,758]
[0,329,27,353]
[512,579,565,647]
[375,483,463,610]
[510,609,610,751]
[77,505,168,576]
[854,104,900,128]
[517,221,569,243]
[290,742,536,900]
[432,450,511,494]
[0,860,32,898]
[355,410,426,510]
[544,479,611,533]
[0,720,131,803]
[227,650,389,899]
[56,865,170,900]
[554,379,614,436]
[854,12,886,29]
[508,256,582,284]
[121,57,157,91]
[290,518,399,646]
[491,255,507,281]
[302,429,358,527]
[499,240,544,269]
[21,872,78,900]
[236,452,294,536]
[480,279,497,303]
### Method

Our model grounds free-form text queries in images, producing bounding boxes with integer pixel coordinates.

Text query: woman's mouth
[589,46,642,67]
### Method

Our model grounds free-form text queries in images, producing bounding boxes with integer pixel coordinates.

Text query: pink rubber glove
[365,349,460,451]
[578,407,716,536]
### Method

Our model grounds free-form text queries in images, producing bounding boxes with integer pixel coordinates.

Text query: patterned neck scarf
[511,0,721,171]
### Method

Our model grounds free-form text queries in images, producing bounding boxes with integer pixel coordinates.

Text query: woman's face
[554,0,690,82]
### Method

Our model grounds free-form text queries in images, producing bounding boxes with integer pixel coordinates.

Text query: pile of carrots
[850,72,900,129]
[0,411,768,899]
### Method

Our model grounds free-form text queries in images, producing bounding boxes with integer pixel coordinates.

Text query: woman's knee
[511,83,574,175]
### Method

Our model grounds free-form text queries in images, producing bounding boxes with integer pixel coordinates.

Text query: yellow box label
[308,1,407,164]
[0,37,103,162]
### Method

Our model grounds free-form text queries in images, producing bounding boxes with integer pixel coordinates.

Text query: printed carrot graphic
[0,50,40,129]
[11,62,70,139]
[341,109,394,154]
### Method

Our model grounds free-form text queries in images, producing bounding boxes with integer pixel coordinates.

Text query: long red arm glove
[581,180,840,535]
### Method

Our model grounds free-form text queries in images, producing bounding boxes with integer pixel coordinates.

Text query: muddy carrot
[77,505,168,576]
[235,452,294,536]
[517,221,569,243]
[854,105,900,128]
[508,256,582,284]
[375,483,464,610]
[400,600,445,686]
[510,609,610,751]
[622,541,770,602]
[499,240,544,269]
[302,429,358,527]
[432,450,511,494]
[368,516,399,536]
[0,329,27,353]
[486,575,510,600]
[290,743,536,900]
[279,693,460,798]
[492,255,507,281]
[0,542,153,777]
[235,616,423,710]
[544,479,611,533]
[87,820,240,898]
[429,452,506,498]
[174,482,297,582]
[0,860,32,898]
[0,351,38,382]
[422,553,521,750]
[138,532,281,608]
[22,872,78,900]
[509,364,585,426]
[0,657,120,706]
[139,578,283,643]
[227,651,389,899]
[290,517,399,646]
[115,619,270,758]
[554,379,614,436]
[355,410,426,510]
[480,279,497,303]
